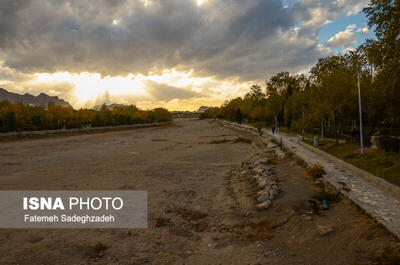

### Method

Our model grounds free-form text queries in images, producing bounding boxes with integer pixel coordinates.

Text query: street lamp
[357,71,364,155]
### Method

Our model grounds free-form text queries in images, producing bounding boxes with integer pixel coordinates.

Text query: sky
[0,0,374,111]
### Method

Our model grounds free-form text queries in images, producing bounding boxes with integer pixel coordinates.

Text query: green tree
[310,55,356,143]
[364,0,400,130]
[5,111,17,131]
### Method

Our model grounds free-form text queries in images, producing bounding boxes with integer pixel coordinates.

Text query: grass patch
[270,138,283,148]
[310,141,400,187]
[373,246,400,265]
[307,164,326,180]
[176,207,207,221]
[312,182,341,203]
[200,134,230,138]
[236,220,279,241]
[86,242,107,258]
[155,217,172,227]
[233,137,252,144]
[278,127,314,138]
[208,139,232,144]
[338,181,351,192]
[296,158,308,167]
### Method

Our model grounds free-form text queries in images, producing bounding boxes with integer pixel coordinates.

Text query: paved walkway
[263,129,400,239]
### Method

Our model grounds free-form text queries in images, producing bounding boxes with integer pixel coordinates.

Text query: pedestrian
[272,127,275,134]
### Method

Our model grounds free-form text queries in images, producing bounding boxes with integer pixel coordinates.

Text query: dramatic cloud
[0,0,371,109]
[327,24,357,48]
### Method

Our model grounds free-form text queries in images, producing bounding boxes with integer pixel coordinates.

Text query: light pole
[357,71,364,155]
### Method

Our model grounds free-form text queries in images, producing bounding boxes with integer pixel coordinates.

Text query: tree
[265,91,282,129]
[310,55,355,143]
[5,111,17,131]
[235,108,243,124]
[364,0,400,130]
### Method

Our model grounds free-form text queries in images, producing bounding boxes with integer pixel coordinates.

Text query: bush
[150,108,171,122]
[374,246,400,265]
[312,182,340,203]
[307,164,326,180]
[66,120,82,129]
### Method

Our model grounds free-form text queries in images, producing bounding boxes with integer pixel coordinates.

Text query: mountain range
[197,106,213,113]
[0,88,72,108]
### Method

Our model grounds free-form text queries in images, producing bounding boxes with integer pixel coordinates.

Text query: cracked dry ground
[0,119,398,265]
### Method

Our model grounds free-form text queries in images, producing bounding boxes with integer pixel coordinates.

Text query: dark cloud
[0,0,30,48]
[0,0,368,81]
[144,80,201,101]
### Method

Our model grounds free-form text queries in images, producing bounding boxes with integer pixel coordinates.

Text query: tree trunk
[321,119,324,141]
[332,113,338,144]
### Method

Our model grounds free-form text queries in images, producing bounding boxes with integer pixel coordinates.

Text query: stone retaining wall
[219,119,400,239]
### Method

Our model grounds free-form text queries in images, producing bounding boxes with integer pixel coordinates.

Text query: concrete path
[264,128,400,239]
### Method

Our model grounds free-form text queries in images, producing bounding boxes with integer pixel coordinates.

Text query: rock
[257,178,268,188]
[267,179,277,185]
[255,169,264,175]
[259,158,268,165]
[257,192,270,203]
[254,165,267,174]
[255,164,267,170]
[268,189,276,200]
[316,225,333,236]
[275,150,286,160]
[253,174,261,180]
[271,185,280,192]
[257,189,266,196]
[256,200,271,210]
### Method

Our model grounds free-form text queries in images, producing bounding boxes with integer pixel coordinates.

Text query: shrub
[374,246,400,265]
[307,164,326,180]
[312,182,340,203]
[150,108,171,122]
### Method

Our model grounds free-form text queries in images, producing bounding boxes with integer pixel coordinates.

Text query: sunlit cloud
[0,0,371,110]
[25,69,250,110]
[327,24,357,48]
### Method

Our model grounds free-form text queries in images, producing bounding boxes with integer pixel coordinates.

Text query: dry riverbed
[0,119,398,264]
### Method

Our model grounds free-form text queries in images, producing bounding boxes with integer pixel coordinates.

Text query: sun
[34,72,148,108]
[196,0,207,6]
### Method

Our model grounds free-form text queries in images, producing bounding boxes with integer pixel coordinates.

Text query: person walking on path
[272,127,275,134]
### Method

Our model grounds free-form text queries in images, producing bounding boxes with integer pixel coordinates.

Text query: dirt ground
[0,119,398,265]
